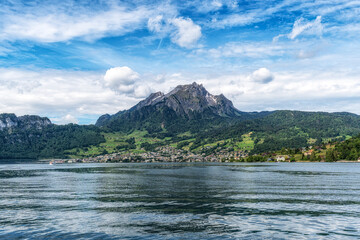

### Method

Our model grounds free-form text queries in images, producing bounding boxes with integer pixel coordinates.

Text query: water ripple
[1,162,360,239]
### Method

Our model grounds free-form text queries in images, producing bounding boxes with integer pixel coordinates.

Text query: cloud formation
[288,16,323,40]
[0,3,151,43]
[148,15,202,48]
[148,15,166,34]
[104,67,140,93]
[273,16,323,42]
[0,68,141,124]
[170,17,202,48]
[249,68,274,84]
[103,66,151,98]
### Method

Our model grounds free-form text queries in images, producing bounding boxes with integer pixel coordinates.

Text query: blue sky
[0,0,360,124]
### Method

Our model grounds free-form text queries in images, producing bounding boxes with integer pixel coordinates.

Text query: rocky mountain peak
[166,82,207,97]
[132,91,165,111]
[162,82,238,117]
[135,82,239,117]
[95,82,240,127]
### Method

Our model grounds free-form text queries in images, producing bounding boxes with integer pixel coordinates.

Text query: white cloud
[170,17,202,48]
[104,67,140,92]
[133,85,152,98]
[205,42,287,58]
[103,66,152,99]
[148,15,166,33]
[0,3,151,42]
[273,16,323,42]
[249,68,274,84]
[193,40,321,61]
[141,65,360,114]
[211,13,258,28]
[183,0,225,13]
[288,16,323,40]
[209,1,290,29]
[148,16,202,48]
[0,68,143,124]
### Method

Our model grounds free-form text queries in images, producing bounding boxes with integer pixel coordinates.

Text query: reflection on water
[1,162,360,239]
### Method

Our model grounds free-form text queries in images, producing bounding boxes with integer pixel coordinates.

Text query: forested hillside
[335,134,360,160]
[0,122,105,159]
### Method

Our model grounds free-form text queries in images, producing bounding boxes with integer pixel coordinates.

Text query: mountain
[95,82,259,134]
[95,82,360,153]
[0,113,51,132]
[130,82,240,117]
[0,114,105,159]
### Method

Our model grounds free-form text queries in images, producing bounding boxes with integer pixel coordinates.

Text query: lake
[0,162,360,239]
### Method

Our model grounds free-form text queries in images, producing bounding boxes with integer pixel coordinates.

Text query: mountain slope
[0,114,105,159]
[200,110,360,153]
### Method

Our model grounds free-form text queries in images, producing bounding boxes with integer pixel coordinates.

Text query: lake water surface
[1,162,360,239]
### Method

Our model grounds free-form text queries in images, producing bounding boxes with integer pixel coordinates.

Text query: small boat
[49,162,54,165]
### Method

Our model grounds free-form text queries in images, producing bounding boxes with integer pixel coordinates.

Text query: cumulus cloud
[249,68,274,84]
[103,66,151,98]
[104,67,140,92]
[170,17,202,48]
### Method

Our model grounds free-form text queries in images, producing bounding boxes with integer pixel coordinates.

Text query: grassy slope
[65,130,164,158]
[66,130,258,158]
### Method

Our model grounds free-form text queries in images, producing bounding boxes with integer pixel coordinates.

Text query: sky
[1,0,360,124]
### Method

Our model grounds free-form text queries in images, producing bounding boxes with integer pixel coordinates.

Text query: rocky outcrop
[0,113,52,131]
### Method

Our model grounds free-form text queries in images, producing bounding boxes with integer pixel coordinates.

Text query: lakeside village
[47,144,344,164]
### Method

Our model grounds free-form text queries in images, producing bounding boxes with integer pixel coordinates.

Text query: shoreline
[38,159,360,164]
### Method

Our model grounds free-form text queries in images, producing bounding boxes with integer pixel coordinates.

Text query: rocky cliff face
[134,82,238,115]
[0,113,52,131]
[161,82,239,117]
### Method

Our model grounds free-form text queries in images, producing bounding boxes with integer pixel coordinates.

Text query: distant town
[48,142,360,164]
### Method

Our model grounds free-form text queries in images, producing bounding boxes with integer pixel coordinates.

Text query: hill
[199,110,360,153]
[0,114,105,159]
